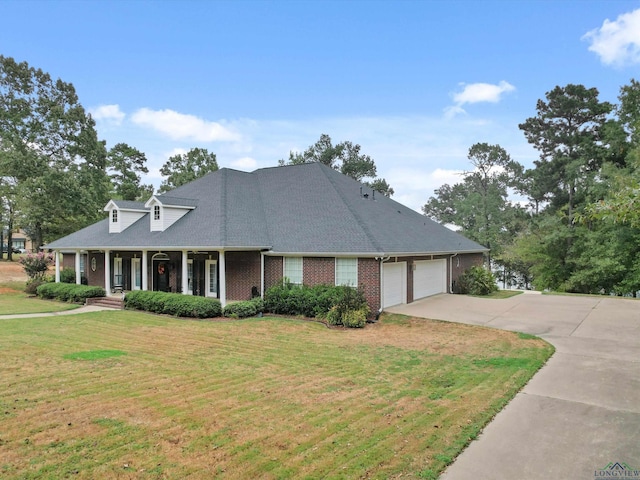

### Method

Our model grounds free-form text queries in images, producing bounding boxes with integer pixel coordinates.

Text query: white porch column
[54,250,61,283]
[75,250,81,284]
[181,250,189,294]
[219,250,226,308]
[104,249,111,294]
[142,250,148,291]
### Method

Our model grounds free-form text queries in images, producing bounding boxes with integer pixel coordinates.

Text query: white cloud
[131,108,241,142]
[90,104,125,125]
[444,81,515,118]
[453,81,516,106]
[583,8,640,67]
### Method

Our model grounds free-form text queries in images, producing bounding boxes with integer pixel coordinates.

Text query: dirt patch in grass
[0,261,27,283]
[0,310,553,479]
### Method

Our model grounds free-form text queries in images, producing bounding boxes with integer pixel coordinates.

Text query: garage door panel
[413,260,446,299]
[383,262,406,308]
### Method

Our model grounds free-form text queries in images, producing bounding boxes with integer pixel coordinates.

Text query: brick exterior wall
[264,256,283,291]
[61,254,74,270]
[451,253,484,292]
[263,255,382,316]
[303,257,335,286]
[226,251,261,301]
[358,258,380,314]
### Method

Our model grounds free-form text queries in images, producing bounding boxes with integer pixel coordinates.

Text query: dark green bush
[223,298,259,318]
[456,265,498,295]
[36,283,106,302]
[25,278,49,295]
[60,269,76,284]
[264,282,345,317]
[264,281,369,327]
[124,291,222,318]
[323,286,369,327]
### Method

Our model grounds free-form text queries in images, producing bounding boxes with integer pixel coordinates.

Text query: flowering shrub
[19,251,54,280]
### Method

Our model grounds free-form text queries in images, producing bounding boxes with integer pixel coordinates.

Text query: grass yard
[0,284,80,315]
[0,308,553,479]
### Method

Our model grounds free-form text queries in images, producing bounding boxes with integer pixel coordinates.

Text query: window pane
[284,257,303,285]
[209,263,217,293]
[336,258,357,286]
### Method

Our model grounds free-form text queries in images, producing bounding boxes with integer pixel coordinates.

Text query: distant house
[47,163,487,312]
[3,228,34,252]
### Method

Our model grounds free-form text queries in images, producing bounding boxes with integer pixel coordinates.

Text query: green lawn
[0,307,553,479]
[0,287,80,315]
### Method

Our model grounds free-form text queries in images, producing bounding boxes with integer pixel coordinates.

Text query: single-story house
[46,163,487,312]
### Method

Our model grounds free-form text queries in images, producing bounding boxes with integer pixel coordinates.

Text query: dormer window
[104,199,148,234]
[145,195,197,232]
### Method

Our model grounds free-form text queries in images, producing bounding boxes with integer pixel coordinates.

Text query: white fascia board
[264,249,488,257]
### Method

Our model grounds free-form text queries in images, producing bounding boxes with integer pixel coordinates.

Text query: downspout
[260,251,265,298]
[376,255,391,318]
[449,253,458,293]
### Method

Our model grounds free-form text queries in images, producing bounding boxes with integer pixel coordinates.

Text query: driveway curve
[387,292,640,480]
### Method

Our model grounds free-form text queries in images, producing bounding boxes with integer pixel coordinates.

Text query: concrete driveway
[387,292,640,479]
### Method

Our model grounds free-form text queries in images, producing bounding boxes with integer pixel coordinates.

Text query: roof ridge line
[318,164,384,253]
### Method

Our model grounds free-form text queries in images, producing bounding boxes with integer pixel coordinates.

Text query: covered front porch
[56,249,264,307]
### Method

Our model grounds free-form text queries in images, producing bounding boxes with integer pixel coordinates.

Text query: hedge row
[264,283,346,318]
[37,283,106,303]
[124,290,222,318]
[264,282,370,327]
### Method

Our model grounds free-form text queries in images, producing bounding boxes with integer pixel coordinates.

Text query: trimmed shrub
[36,283,105,303]
[124,291,222,318]
[264,281,369,327]
[223,297,263,318]
[456,265,498,295]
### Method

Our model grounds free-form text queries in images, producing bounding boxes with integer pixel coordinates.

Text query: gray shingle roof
[47,163,487,255]
[110,200,147,211]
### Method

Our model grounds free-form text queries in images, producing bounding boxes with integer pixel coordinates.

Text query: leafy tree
[280,134,394,196]
[518,84,613,223]
[107,142,153,201]
[159,147,218,193]
[0,55,109,248]
[423,143,525,264]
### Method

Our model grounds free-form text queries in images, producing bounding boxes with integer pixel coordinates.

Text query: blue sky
[2,0,640,210]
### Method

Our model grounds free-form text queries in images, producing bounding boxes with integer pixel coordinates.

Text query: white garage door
[413,259,447,300]
[383,262,407,308]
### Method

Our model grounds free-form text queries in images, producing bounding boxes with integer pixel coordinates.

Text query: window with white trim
[284,257,303,285]
[336,258,358,286]
[112,209,118,223]
[153,205,160,221]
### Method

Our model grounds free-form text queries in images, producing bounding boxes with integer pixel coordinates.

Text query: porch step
[86,297,124,310]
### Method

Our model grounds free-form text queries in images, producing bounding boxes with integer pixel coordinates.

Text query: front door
[154,260,169,292]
